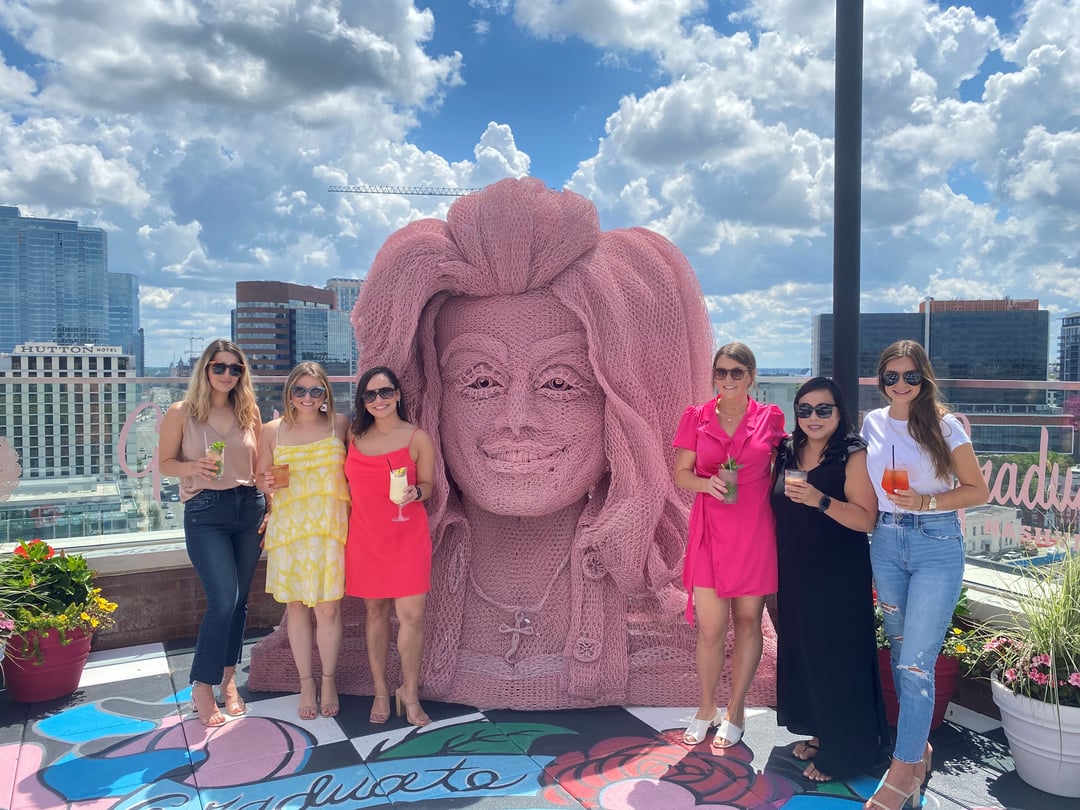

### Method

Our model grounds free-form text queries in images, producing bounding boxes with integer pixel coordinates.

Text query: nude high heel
[395,687,430,726]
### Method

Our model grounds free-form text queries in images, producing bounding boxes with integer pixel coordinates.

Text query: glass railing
[1,375,1077,582]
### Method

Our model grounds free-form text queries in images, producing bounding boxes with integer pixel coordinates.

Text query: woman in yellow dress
[257,362,350,719]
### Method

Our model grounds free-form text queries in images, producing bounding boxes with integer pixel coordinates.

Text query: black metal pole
[833,0,864,410]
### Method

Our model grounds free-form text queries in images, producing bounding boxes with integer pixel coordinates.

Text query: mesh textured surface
[249,177,778,708]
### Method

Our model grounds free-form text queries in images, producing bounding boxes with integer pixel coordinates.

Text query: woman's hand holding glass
[783,473,822,507]
[702,473,731,501]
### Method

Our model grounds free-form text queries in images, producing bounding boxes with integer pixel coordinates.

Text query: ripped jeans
[870,510,964,763]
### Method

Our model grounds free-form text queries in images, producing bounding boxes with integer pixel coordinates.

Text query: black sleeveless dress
[770,434,889,778]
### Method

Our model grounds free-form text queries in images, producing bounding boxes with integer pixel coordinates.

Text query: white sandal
[682,707,725,745]
[711,718,744,750]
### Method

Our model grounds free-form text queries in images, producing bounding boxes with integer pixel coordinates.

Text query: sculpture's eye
[537,366,590,401]
[458,363,504,399]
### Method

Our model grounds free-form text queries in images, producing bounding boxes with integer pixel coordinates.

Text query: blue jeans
[184,486,266,685]
[870,510,964,763]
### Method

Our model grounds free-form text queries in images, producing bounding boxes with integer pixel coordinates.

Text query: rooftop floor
[1,634,1072,810]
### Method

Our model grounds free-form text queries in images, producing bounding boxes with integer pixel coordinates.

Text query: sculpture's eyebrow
[439,332,589,371]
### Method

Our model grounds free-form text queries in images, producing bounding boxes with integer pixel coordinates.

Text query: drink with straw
[389,466,410,522]
[881,446,908,495]
[207,441,225,480]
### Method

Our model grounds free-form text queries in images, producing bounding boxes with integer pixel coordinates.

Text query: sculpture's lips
[482,441,561,464]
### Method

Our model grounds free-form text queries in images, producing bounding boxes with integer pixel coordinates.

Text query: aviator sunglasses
[210,362,244,378]
[361,386,398,404]
[713,366,748,381]
[881,370,924,387]
[291,385,326,399]
[795,403,837,419]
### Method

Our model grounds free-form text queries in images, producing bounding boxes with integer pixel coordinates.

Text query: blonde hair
[876,339,953,479]
[185,339,260,429]
[282,362,336,426]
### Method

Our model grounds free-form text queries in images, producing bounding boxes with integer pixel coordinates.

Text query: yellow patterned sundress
[263,435,350,606]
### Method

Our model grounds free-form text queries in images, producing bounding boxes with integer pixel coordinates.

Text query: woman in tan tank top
[159,339,266,726]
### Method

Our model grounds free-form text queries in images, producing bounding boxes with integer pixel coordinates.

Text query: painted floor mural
[0,636,1067,810]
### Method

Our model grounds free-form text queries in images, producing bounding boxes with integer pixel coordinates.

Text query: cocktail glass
[784,468,807,494]
[389,467,410,522]
[268,463,290,489]
[207,442,225,480]
[881,466,909,495]
[717,468,738,504]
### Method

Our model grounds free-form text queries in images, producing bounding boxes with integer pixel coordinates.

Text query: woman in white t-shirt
[860,340,988,810]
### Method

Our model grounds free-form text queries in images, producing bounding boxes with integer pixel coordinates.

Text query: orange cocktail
[881,467,909,494]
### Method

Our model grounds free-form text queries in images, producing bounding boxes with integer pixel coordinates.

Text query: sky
[1,0,1077,369]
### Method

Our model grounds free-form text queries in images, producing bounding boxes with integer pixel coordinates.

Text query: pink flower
[1031,671,1049,685]
[1033,653,1052,666]
[1004,668,1018,682]
[1069,673,1080,688]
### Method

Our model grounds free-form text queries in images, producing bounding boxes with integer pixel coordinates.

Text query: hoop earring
[319,402,328,412]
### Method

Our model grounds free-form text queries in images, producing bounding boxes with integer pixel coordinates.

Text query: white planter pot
[991,674,1080,798]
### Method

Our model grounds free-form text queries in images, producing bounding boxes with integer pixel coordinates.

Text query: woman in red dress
[345,366,436,726]
[673,342,785,752]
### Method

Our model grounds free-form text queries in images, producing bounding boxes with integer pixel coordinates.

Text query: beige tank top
[178,414,258,502]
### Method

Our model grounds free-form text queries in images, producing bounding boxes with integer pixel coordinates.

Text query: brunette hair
[184,339,260,429]
[351,366,408,437]
[791,376,854,462]
[876,339,953,478]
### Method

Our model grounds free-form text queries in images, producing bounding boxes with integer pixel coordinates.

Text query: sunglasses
[795,403,837,419]
[361,386,397,404]
[210,362,244,378]
[291,385,326,399]
[713,366,748,381]
[881,370,924,387]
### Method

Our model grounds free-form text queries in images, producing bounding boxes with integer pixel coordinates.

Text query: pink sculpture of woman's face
[436,289,607,516]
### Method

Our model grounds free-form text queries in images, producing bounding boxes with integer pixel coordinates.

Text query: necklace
[715,401,745,423]
[469,557,569,664]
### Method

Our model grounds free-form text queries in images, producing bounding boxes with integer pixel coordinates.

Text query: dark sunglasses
[291,385,326,399]
[361,386,397,403]
[881,370,924,387]
[713,366,748,381]
[210,362,244,377]
[795,403,837,419]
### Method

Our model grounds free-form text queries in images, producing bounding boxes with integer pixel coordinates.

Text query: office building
[0,206,109,353]
[109,272,144,375]
[0,342,135,481]
[813,299,1064,453]
[233,281,352,375]
[1060,312,1080,382]
[326,277,362,374]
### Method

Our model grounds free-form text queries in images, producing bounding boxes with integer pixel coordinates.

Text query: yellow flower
[951,627,961,635]
[956,644,968,654]
[80,612,91,622]
[90,617,100,628]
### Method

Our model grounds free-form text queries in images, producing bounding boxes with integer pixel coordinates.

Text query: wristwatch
[818,495,832,513]
[928,495,937,511]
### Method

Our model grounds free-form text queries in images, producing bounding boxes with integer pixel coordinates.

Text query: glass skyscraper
[0,206,109,352]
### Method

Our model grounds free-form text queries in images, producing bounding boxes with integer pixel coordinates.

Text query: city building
[0,206,109,353]
[108,272,144,375]
[0,342,136,481]
[326,277,362,374]
[813,299,1066,453]
[1060,312,1080,382]
[232,281,353,376]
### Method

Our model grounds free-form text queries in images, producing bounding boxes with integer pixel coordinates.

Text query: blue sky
[1,0,1076,369]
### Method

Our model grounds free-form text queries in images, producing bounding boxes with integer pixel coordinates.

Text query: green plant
[720,456,741,471]
[2,539,117,661]
[874,587,981,669]
[976,552,1080,709]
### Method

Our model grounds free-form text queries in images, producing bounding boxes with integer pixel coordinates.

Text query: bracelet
[414,484,423,501]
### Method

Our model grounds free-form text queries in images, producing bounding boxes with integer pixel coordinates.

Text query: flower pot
[991,674,1080,798]
[1,628,93,703]
[877,648,959,730]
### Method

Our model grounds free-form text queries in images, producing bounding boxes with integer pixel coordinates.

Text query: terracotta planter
[991,674,1080,798]
[1,627,93,703]
[877,648,959,730]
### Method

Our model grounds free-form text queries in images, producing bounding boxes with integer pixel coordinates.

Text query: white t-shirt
[861,406,971,514]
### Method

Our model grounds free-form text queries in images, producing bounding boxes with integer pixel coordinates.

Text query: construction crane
[328,184,482,197]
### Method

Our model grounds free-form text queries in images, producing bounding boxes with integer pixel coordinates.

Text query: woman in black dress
[771,376,888,782]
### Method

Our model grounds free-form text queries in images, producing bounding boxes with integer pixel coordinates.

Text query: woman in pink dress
[344,366,435,727]
[673,342,785,752]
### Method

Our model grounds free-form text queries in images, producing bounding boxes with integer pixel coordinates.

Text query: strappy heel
[190,681,226,727]
[320,672,339,718]
[866,774,921,810]
[682,707,725,745]
[297,676,318,721]
[395,687,430,726]
[370,694,391,724]
[920,745,933,789]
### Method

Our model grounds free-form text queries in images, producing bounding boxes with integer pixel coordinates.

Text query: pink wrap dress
[673,396,785,621]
